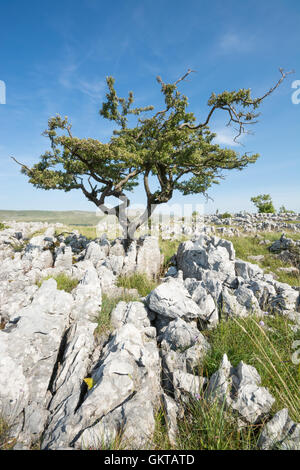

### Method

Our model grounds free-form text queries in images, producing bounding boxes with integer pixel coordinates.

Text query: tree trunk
[120,201,158,251]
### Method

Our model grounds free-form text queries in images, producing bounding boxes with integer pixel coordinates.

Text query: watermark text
[291,80,300,105]
[0,80,6,104]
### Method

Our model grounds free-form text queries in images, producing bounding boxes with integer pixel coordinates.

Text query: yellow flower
[83,378,94,390]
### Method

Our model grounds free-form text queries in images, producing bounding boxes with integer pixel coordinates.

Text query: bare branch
[251,68,295,105]
[114,169,140,191]
[11,156,31,173]
[178,68,294,139]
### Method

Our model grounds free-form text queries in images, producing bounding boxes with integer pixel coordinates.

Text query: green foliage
[278,205,295,214]
[37,273,79,293]
[16,70,289,239]
[251,194,275,213]
[219,212,232,219]
[0,222,8,231]
[117,273,158,297]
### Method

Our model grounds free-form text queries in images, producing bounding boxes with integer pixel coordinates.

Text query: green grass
[94,292,140,337]
[37,273,79,293]
[0,210,102,226]
[226,233,300,287]
[159,236,188,273]
[117,273,158,297]
[0,416,15,450]
[175,396,259,450]
[58,225,98,240]
[201,315,300,422]
[152,314,300,450]
[152,408,173,450]
[0,222,8,231]
[10,242,26,252]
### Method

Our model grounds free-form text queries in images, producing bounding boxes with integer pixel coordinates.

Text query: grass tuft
[117,273,158,297]
[226,233,300,287]
[201,315,300,422]
[175,395,259,450]
[37,273,79,293]
[94,292,140,337]
[0,416,15,450]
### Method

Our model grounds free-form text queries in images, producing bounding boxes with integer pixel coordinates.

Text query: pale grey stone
[146,278,201,321]
[160,317,209,353]
[258,408,300,450]
[84,241,107,266]
[110,301,152,331]
[173,370,207,401]
[207,355,275,424]
[71,265,102,322]
[161,393,179,447]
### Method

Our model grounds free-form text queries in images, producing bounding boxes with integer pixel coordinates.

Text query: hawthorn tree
[251,194,276,213]
[13,68,291,243]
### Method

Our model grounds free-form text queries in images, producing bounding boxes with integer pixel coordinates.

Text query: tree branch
[178,68,294,141]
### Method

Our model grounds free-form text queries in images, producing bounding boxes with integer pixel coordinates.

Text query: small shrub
[251,194,275,214]
[278,206,295,215]
[219,212,232,219]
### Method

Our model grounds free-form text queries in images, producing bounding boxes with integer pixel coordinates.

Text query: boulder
[0,279,73,445]
[258,408,300,450]
[146,278,201,322]
[206,354,275,424]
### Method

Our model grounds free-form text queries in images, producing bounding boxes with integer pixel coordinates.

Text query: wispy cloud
[214,127,245,147]
[59,62,105,100]
[218,32,256,54]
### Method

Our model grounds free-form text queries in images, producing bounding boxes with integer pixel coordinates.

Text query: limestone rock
[146,278,201,322]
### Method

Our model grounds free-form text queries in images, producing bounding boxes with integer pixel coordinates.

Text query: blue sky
[0,0,299,215]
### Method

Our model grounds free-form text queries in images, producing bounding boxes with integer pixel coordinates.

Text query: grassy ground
[56,225,98,240]
[0,416,15,450]
[173,398,259,450]
[159,236,188,273]
[152,314,300,451]
[117,273,159,297]
[226,232,300,287]
[0,210,103,226]
[201,315,300,421]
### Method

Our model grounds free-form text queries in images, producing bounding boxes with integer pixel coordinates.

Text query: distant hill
[0,209,194,227]
[0,210,103,226]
